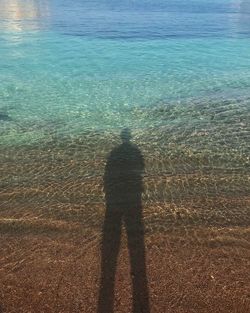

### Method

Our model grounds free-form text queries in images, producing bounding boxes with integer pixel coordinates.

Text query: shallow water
[0,0,250,143]
[0,1,250,313]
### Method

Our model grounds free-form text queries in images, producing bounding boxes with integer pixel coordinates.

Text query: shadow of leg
[125,209,150,313]
[97,210,122,313]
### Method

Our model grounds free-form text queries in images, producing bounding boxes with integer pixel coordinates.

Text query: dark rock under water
[0,112,11,121]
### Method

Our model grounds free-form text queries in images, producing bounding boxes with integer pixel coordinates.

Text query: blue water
[0,0,250,144]
[1,4,249,312]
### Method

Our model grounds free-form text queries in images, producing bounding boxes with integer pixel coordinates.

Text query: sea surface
[0,0,250,145]
[0,1,250,312]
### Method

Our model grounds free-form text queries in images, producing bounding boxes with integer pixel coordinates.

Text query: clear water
[0,2,250,312]
[0,0,250,145]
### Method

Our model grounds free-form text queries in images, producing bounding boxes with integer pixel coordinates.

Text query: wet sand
[0,130,249,312]
[0,225,250,313]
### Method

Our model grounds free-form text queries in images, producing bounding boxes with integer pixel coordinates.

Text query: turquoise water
[0,0,250,145]
[1,3,250,312]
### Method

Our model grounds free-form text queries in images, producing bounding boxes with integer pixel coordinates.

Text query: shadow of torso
[104,141,144,211]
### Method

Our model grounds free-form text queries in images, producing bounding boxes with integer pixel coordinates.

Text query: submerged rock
[0,112,11,121]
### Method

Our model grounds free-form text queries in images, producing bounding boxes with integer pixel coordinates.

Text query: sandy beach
[0,129,249,313]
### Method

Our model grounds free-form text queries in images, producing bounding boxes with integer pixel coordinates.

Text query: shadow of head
[120,127,132,143]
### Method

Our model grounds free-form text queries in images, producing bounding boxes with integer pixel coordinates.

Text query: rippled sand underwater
[1,94,249,224]
[1,0,250,312]
[1,95,250,312]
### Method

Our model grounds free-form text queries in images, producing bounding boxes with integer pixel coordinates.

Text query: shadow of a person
[97,128,150,313]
